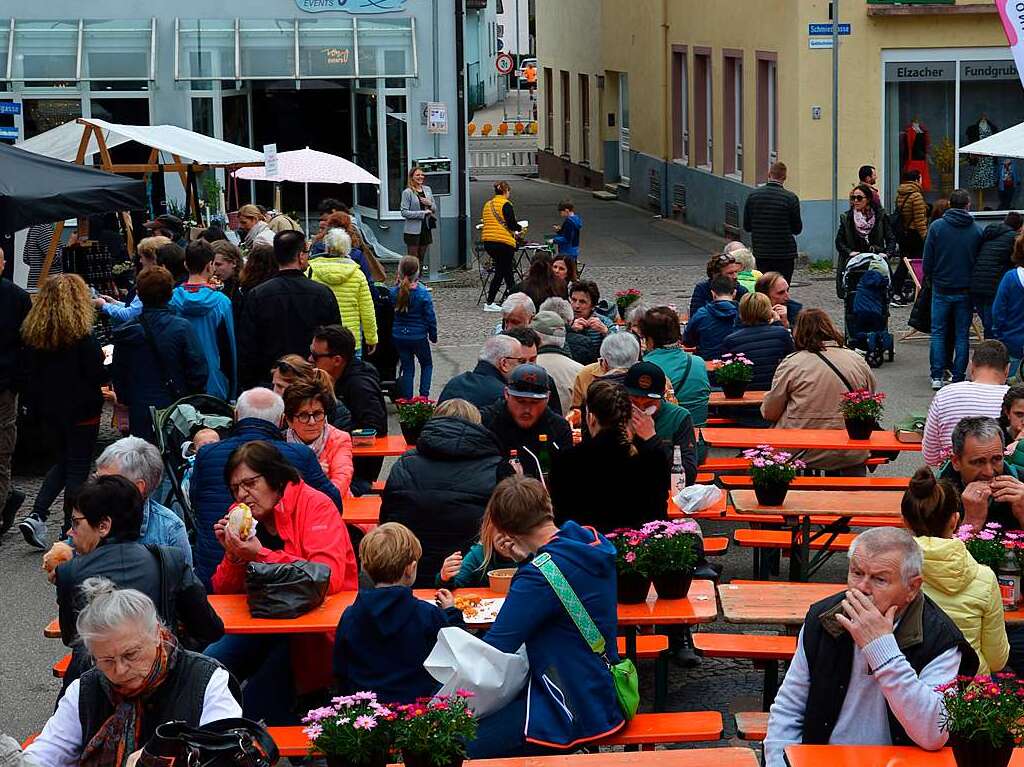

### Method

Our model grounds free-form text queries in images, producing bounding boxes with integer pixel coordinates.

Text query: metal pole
[515,0,521,120]
[831,1,840,265]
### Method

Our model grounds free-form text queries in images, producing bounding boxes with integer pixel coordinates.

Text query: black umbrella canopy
[0,142,145,232]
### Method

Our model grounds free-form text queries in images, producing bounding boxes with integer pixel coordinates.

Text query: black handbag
[142,718,279,766]
[244,560,331,618]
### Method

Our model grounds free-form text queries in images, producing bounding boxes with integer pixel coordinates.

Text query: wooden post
[37,124,95,286]
[171,154,204,229]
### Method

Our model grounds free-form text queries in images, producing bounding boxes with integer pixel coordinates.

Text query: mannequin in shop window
[998,158,1020,211]
[966,115,999,209]
[900,117,932,193]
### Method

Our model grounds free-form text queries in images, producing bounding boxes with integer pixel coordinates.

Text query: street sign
[496,52,514,75]
[0,102,21,115]
[263,143,279,178]
[0,127,17,139]
[809,38,834,49]
[808,23,850,35]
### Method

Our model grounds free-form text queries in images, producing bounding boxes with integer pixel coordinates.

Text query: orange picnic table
[708,391,767,407]
[700,427,919,452]
[343,495,381,525]
[445,749,760,767]
[351,435,410,457]
[786,744,1024,766]
[730,489,903,580]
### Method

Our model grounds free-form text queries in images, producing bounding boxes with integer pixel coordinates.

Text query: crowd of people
[4,165,1024,765]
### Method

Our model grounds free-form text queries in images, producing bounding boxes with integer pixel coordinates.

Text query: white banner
[997,1,1024,89]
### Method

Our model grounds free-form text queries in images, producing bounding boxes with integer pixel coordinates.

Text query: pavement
[0,175,938,751]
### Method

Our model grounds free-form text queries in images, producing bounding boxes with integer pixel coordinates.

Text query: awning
[234,147,380,184]
[959,121,1024,160]
[17,118,265,167]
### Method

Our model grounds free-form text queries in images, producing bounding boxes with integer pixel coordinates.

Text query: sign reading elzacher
[295,0,407,13]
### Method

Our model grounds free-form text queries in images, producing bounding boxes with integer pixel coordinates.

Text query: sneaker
[931,378,944,391]
[0,489,25,537]
[483,303,502,313]
[19,514,47,550]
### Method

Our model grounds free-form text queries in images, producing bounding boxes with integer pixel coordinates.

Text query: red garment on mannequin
[903,124,932,192]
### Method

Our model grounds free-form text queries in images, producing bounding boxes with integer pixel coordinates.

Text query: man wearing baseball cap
[143,214,186,247]
[624,361,697,486]
[480,363,573,477]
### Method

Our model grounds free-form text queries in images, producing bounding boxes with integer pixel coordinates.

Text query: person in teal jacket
[640,306,711,426]
[468,476,624,757]
[170,240,237,400]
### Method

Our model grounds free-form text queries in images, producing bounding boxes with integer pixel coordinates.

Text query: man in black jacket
[311,325,388,494]
[970,211,1022,337]
[237,230,341,389]
[743,161,803,282]
[0,245,31,534]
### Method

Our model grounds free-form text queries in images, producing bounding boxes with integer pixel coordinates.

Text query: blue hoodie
[170,284,237,400]
[552,213,583,257]
[334,585,465,703]
[923,208,982,292]
[483,521,624,749]
[388,282,438,343]
[683,299,739,361]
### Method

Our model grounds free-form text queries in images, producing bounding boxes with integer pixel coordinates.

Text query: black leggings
[485,242,517,304]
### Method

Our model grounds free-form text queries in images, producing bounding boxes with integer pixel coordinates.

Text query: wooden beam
[38,124,95,285]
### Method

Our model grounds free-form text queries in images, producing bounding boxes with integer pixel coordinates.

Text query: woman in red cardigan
[206,440,357,724]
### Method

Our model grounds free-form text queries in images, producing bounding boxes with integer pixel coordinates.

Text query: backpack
[888,193,921,253]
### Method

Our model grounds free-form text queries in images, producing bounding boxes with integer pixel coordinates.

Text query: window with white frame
[724,53,742,178]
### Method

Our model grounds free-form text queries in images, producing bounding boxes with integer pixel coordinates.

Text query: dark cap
[144,214,184,234]
[624,361,665,399]
[507,363,551,400]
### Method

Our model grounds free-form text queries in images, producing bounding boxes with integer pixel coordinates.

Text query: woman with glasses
[53,475,223,693]
[206,440,357,724]
[835,182,896,283]
[271,354,353,431]
[283,380,354,497]
[688,252,749,318]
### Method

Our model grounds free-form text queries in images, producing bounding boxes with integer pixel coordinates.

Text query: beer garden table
[700,428,920,453]
[785,744,1024,766]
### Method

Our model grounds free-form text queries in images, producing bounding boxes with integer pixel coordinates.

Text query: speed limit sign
[495,53,515,75]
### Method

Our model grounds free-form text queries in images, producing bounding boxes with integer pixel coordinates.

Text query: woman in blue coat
[721,292,795,390]
[388,256,437,399]
[469,476,624,758]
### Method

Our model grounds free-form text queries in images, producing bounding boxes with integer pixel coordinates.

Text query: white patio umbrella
[234,146,381,228]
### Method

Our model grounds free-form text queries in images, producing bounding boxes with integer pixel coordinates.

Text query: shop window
[11,20,77,84]
[356,19,415,78]
[298,18,356,79]
[385,94,409,213]
[354,88,380,210]
[724,53,742,178]
[756,54,777,184]
[958,60,1024,211]
[672,47,688,163]
[560,70,570,158]
[543,67,553,151]
[23,98,81,139]
[694,52,711,170]
[240,20,296,79]
[191,97,215,137]
[223,93,250,148]
[579,74,591,165]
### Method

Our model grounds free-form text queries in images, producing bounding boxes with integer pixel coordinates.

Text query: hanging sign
[426,102,448,135]
[264,143,279,178]
[295,0,406,13]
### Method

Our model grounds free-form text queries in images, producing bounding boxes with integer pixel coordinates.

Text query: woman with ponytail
[548,380,670,532]
[389,256,437,399]
[901,466,1009,673]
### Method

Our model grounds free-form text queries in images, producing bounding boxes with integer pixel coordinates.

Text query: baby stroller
[149,395,236,535]
[839,253,895,369]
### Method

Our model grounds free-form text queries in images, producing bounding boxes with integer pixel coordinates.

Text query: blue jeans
[394,336,433,399]
[975,298,994,339]
[204,634,296,724]
[930,290,971,382]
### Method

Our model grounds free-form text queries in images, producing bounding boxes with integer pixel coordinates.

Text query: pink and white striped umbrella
[234,147,380,185]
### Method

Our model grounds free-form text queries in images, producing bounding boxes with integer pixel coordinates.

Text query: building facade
[536,0,1018,260]
[0,0,499,266]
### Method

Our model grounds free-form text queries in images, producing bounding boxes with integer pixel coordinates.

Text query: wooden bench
[267,712,724,756]
[721,475,909,491]
[705,417,737,426]
[53,654,71,678]
[734,711,769,741]
[719,509,903,528]
[704,536,729,556]
[693,632,797,711]
[734,529,858,551]
[698,457,751,473]
[694,472,715,484]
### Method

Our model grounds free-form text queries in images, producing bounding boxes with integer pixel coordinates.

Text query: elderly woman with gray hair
[25,578,239,767]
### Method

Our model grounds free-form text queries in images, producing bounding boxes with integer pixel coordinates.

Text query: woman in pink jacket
[283,379,355,497]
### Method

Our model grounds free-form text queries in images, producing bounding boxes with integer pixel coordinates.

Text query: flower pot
[720,381,748,399]
[753,481,790,506]
[651,570,694,600]
[951,737,1014,767]
[403,751,464,767]
[400,422,424,446]
[327,754,388,767]
[844,417,874,440]
[617,571,652,603]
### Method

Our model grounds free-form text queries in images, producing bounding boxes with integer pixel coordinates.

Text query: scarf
[81,629,178,767]
[853,208,875,240]
[286,425,328,458]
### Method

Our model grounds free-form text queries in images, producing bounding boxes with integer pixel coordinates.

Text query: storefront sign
[884,62,956,82]
[0,127,18,139]
[295,0,407,13]
[0,102,21,115]
[997,0,1024,90]
[426,102,448,135]
[960,60,1019,81]
[808,23,850,35]
[322,47,352,65]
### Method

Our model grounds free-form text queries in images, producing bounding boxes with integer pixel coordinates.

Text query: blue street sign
[0,127,19,139]
[0,102,20,115]
[808,23,851,35]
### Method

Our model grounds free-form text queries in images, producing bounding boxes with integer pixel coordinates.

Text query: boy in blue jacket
[334,522,465,703]
[551,200,582,260]
[683,275,739,361]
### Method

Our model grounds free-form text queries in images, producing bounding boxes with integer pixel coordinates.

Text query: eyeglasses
[501,356,529,365]
[70,514,88,530]
[293,410,326,424]
[229,474,264,496]
[849,194,867,201]
[94,643,149,671]
[308,350,339,360]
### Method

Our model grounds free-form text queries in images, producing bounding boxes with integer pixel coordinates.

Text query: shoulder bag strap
[490,200,515,235]
[139,315,182,400]
[814,350,854,392]
[532,552,607,657]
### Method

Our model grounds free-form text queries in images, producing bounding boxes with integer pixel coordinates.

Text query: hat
[507,363,551,400]
[531,311,566,338]
[624,361,665,399]
[144,214,183,234]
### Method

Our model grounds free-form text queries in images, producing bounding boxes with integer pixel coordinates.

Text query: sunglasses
[714,254,737,264]
[274,360,299,375]
[309,350,339,360]
[849,194,867,201]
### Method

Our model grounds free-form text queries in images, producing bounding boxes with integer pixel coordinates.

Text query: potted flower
[614,288,642,321]
[839,389,884,440]
[742,444,805,506]
[606,528,653,603]
[939,673,1024,767]
[303,692,396,767]
[395,396,436,445]
[636,519,701,599]
[393,692,477,767]
[713,352,755,399]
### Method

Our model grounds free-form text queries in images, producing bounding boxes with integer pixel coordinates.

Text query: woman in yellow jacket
[901,466,1009,674]
[480,180,522,312]
[307,228,378,355]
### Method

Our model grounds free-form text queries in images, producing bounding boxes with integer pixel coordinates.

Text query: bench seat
[734,529,858,551]
[721,475,909,491]
[692,632,796,661]
[734,711,769,740]
[616,634,669,660]
[704,536,728,556]
[53,654,71,678]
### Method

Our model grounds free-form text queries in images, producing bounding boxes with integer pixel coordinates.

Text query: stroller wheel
[866,348,884,368]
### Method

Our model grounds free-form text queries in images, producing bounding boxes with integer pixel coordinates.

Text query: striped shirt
[922,381,1008,465]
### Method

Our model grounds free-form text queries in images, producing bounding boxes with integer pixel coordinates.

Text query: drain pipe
[455,0,469,267]
[661,0,671,217]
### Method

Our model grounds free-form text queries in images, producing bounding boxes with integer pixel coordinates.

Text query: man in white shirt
[764,527,977,767]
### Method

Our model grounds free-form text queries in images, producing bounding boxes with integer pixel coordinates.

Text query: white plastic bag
[424,627,529,717]
[673,484,722,515]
